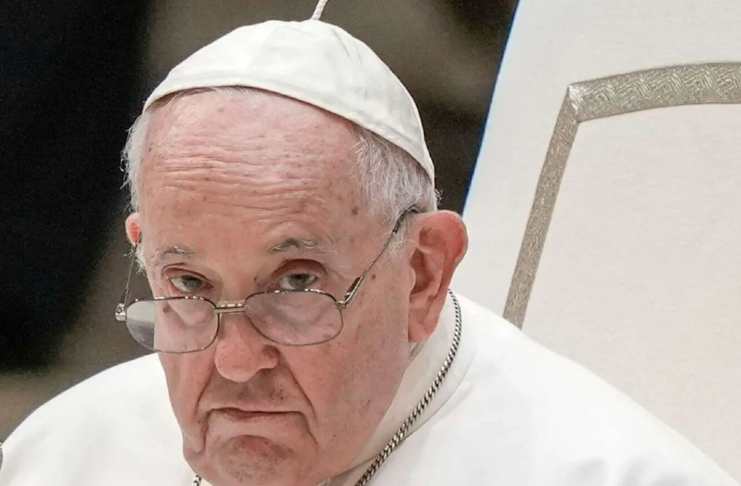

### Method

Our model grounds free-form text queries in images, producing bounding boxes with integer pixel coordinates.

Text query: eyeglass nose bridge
[212,300,248,316]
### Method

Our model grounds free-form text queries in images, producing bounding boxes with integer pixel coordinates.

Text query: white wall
[454,0,741,480]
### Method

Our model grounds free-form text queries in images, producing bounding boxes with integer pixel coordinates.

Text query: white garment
[0,293,736,486]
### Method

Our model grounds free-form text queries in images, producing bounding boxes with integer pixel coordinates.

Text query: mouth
[208,408,305,442]
[215,408,290,421]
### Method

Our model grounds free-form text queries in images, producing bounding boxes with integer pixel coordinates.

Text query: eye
[278,273,318,291]
[169,274,206,294]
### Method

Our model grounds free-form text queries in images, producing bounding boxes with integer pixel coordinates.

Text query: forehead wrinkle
[150,182,327,219]
[144,145,338,203]
[152,162,328,190]
[153,133,325,168]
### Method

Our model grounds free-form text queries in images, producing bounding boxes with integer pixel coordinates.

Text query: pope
[0,2,737,486]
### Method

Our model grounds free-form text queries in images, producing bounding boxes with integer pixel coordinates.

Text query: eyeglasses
[114,209,417,353]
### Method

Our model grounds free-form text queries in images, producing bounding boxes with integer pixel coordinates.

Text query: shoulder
[378,293,737,485]
[0,355,192,486]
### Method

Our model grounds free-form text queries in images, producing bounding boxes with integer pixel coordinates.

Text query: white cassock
[0,292,736,486]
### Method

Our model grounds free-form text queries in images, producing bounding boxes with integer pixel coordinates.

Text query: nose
[213,311,279,382]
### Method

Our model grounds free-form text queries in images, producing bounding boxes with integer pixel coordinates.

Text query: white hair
[122,87,438,229]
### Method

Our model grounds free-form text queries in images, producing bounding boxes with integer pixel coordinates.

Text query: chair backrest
[454,0,741,480]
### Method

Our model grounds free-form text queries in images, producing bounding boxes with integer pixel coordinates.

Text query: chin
[207,435,306,486]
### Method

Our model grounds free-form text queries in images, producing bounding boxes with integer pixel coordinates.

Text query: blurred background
[0,0,516,438]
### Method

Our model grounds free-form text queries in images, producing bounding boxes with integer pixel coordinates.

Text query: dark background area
[0,0,516,436]
[1,0,149,371]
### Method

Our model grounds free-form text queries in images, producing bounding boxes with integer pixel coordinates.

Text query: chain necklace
[193,291,463,486]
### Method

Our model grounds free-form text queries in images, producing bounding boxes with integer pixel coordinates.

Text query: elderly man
[1,8,738,486]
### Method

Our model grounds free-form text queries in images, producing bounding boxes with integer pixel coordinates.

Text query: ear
[407,211,468,342]
[125,213,141,245]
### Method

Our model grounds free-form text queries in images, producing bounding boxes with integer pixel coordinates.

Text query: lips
[208,408,303,442]
[210,408,301,428]
[216,408,288,420]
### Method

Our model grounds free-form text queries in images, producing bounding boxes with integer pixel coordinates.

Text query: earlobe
[407,211,468,342]
[125,213,141,245]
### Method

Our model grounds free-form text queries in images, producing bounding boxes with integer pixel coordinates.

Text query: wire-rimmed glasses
[114,208,417,353]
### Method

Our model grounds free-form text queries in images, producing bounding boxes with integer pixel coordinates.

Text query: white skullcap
[144,18,434,183]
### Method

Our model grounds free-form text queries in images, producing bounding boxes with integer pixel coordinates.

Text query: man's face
[130,91,416,486]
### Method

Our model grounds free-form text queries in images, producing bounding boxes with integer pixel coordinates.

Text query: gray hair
[122,87,438,229]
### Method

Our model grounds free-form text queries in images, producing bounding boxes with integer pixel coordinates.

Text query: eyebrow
[148,236,331,267]
[150,245,196,268]
[265,237,331,255]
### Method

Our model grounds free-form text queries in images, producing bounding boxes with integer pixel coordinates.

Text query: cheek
[346,279,411,396]
[298,293,409,424]
[159,353,214,436]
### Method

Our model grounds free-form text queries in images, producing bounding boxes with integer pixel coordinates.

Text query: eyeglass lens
[125,291,343,353]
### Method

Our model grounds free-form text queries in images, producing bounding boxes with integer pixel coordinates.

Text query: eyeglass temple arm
[340,208,419,308]
[115,243,140,322]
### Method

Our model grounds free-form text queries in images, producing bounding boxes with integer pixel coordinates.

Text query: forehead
[145,89,357,169]
[137,90,367,255]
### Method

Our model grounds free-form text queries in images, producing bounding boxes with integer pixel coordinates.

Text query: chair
[454,0,741,480]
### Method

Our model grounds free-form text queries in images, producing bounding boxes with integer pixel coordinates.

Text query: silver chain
[194,291,462,486]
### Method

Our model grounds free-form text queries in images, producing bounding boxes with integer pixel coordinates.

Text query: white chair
[455,0,741,480]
